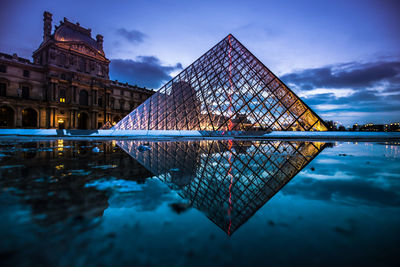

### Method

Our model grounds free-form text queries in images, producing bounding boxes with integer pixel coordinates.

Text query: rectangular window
[22,86,29,99]
[23,70,30,78]
[59,89,66,103]
[0,83,6,96]
[0,65,6,73]
[98,97,103,107]
[61,54,66,66]
[106,93,110,106]
[97,64,103,76]
[79,58,85,72]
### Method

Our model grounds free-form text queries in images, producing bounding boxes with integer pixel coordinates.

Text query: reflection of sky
[1,0,399,125]
[94,142,400,265]
[282,142,400,207]
[0,141,399,265]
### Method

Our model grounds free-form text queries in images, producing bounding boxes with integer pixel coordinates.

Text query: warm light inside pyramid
[113,34,327,131]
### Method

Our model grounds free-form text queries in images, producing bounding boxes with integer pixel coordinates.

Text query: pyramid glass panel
[113,34,327,131]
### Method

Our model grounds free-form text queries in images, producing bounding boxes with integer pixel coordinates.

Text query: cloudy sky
[1,0,399,125]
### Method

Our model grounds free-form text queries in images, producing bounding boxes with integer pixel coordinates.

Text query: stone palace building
[0,11,153,129]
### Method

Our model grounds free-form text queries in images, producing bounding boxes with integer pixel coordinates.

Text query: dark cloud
[303,89,400,114]
[116,28,147,44]
[109,56,183,89]
[307,90,378,106]
[280,60,400,123]
[383,76,400,92]
[282,61,400,90]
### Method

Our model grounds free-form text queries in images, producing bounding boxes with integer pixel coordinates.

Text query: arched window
[78,112,89,129]
[79,90,88,106]
[0,106,14,127]
[22,108,37,128]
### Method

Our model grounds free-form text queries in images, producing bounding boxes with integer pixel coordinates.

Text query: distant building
[352,123,360,131]
[360,123,400,132]
[389,122,400,131]
[0,11,153,129]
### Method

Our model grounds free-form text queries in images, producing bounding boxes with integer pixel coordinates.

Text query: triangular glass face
[117,140,327,235]
[113,34,327,131]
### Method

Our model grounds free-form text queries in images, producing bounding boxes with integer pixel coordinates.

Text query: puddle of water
[0,140,399,266]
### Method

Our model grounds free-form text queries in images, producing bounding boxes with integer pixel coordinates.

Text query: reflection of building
[0,140,153,225]
[117,140,326,235]
[114,34,327,131]
[0,11,153,129]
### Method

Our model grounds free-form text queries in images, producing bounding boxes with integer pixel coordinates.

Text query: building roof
[54,19,104,55]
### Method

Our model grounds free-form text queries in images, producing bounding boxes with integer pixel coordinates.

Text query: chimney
[96,34,104,51]
[43,11,52,42]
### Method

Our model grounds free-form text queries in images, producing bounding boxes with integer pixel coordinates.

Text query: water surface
[0,139,399,266]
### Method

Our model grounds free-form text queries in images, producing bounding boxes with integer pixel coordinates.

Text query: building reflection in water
[0,141,153,225]
[117,140,327,235]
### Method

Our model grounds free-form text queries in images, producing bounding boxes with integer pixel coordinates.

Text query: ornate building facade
[0,11,153,129]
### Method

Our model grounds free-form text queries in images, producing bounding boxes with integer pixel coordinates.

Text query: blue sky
[1,0,399,125]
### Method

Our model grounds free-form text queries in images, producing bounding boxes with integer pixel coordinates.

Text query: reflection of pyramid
[113,34,327,131]
[117,140,326,235]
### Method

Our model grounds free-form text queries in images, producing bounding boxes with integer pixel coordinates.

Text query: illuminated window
[59,89,66,103]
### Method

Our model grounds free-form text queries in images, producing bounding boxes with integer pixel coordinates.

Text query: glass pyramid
[117,140,327,235]
[113,34,327,131]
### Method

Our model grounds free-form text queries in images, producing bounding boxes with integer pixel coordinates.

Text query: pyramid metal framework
[117,140,326,235]
[113,34,327,131]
